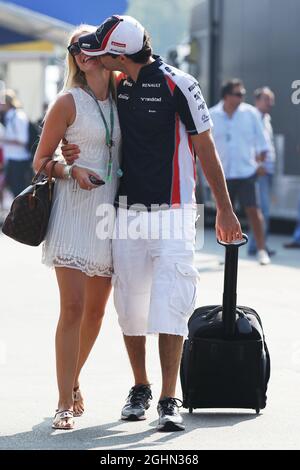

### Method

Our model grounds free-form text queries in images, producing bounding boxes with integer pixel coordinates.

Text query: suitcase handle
[217,234,248,247]
[218,233,248,338]
[204,305,247,321]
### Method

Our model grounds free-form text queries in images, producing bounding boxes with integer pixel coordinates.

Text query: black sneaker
[157,397,185,432]
[121,384,152,421]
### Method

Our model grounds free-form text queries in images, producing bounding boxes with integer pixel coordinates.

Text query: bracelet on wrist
[63,164,75,180]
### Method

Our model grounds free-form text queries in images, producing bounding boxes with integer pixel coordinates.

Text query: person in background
[283,196,300,249]
[248,87,276,256]
[0,90,31,197]
[209,79,271,265]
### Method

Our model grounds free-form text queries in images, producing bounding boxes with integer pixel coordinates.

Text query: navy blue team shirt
[115,56,213,209]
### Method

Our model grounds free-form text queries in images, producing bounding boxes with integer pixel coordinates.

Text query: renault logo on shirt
[142,83,161,88]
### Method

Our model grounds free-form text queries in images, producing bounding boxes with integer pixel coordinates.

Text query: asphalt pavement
[0,228,299,450]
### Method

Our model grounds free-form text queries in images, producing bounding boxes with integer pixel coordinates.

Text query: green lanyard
[85,86,114,182]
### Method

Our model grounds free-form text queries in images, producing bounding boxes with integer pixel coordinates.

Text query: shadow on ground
[0,411,259,450]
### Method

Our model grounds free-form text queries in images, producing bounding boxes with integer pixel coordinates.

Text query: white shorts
[112,207,199,337]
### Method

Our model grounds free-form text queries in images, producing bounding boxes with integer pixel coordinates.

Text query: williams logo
[141,97,162,102]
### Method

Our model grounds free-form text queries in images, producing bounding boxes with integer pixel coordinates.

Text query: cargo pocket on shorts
[169,263,199,316]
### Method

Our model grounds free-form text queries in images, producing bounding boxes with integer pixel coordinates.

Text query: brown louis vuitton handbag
[2,158,58,246]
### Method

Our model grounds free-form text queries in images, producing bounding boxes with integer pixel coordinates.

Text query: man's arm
[253,110,269,165]
[191,129,242,243]
[172,75,241,241]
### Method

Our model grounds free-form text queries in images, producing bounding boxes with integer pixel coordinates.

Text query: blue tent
[0,0,129,46]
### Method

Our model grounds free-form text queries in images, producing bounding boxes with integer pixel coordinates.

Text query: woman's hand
[72,166,104,191]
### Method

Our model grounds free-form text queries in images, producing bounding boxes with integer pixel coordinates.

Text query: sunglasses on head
[68,42,81,57]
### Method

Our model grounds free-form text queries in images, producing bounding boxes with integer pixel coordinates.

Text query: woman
[33,25,121,430]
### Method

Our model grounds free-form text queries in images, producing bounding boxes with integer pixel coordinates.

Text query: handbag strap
[47,160,59,181]
[32,158,59,201]
[32,157,53,184]
[47,160,59,200]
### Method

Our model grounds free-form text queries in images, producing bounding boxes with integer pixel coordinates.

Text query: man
[62,15,242,432]
[209,79,271,265]
[248,87,276,256]
[0,90,31,197]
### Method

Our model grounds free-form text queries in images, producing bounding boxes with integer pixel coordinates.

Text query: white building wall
[6,60,46,121]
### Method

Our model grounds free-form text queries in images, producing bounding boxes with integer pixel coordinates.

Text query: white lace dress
[42,87,121,277]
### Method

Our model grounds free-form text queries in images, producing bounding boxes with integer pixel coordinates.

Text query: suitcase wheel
[189,408,193,414]
[255,408,260,415]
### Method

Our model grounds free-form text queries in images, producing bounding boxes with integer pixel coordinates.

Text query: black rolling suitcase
[180,235,270,414]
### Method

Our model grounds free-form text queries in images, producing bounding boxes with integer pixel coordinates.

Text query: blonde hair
[5,89,22,109]
[63,24,116,100]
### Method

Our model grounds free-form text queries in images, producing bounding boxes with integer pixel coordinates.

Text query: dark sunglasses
[230,91,246,98]
[67,42,81,57]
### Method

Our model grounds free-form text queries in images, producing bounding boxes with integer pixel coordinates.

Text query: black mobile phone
[89,175,105,186]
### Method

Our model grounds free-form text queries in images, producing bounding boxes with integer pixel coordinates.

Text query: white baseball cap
[78,15,145,57]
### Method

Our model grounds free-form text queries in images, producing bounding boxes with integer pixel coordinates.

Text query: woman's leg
[73,275,112,415]
[55,267,85,426]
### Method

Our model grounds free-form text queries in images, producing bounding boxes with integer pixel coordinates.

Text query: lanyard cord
[84,86,114,182]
